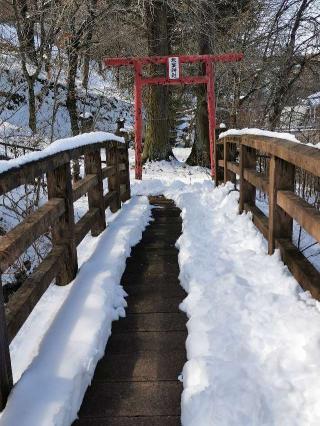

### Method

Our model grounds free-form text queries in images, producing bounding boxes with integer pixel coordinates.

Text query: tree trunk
[186,0,215,167]
[66,44,80,136]
[82,29,94,90]
[267,0,309,130]
[27,77,37,134]
[186,28,212,166]
[16,0,38,67]
[82,53,90,90]
[142,0,172,162]
[66,34,80,181]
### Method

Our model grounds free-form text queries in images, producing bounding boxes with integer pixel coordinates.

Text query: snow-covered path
[1,148,320,425]
[0,196,151,426]
[132,152,320,426]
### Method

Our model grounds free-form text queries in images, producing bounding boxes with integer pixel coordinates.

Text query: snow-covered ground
[0,27,133,147]
[132,150,320,426]
[2,148,320,425]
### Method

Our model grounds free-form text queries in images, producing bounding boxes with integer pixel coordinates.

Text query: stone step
[106,331,187,354]
[138,233,180,245]
[133,240,177,249]
[74,416,181,425]
[143,225,181,234]
[124,260,180,275]
[152,208,181,218]
[77,382,182,418]
[146,222,181,230]
[112,313,186,333]
[126,295,183,314]
[121,272,181,286]
[92,351,185,383]
[123,284,185,298]
[150,216,182,224]
[149,196,176,205]
[130,246,179,257]
[126,254,178,267]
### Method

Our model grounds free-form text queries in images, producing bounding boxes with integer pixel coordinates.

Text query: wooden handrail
[217,132,320,305]
[0,198,65,273]
[0,137,131,409]
[218,134,320,178]
[277,190,320,243]
[0,141,124,195]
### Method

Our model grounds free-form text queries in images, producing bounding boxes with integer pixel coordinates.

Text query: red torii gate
[104,53,243,180]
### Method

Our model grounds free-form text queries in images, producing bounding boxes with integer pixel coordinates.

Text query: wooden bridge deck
[74,196,186,425]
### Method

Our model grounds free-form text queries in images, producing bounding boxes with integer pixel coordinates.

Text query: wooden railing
[0,141,40,159]
[0,138,130,409]
[217,133,320,302]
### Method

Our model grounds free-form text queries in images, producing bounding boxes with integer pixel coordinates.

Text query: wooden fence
[216,133,320,303]
[0,138,130,409]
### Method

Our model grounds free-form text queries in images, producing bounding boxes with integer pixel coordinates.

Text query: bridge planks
[74,197,186,425]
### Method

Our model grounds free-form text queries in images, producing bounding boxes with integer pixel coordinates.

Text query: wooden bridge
[75,196,186,425]
[0,131,320,422]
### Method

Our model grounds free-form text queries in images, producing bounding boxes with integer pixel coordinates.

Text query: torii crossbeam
[104,53,243,180]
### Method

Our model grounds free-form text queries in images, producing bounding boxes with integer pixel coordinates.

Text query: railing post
[47,162,78,285]
[0,275,13,410]
[239,140,256,213]
[223,140,236,185]
[106,142,121,213]
[268,156,295,254]
[214,137,224,186]
[84,149,106,236]
[119,141,131,202]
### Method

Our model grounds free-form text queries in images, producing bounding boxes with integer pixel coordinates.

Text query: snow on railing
[217,130,320,303]
[0,133,129,409]
[219,127,300,143]
[219,127,320,150]
[0,132,124,175]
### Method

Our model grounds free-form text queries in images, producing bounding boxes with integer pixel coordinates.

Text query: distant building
[281,91,320,131]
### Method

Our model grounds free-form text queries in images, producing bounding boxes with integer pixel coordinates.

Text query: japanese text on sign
[168,57,179,80]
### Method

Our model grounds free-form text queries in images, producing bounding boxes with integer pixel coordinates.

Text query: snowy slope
[0,35,133,145]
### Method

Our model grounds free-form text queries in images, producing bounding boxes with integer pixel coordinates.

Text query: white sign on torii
[168,57,180,80]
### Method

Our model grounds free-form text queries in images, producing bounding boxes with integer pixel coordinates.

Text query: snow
[0,131,124,175]
[0,196,151,426]
[219,127,300,143]
[79,112,93,119]
[2,147,320,425]
[0,25,18,46]
[308,92,320,107]
[0,53,134,143]
[131,151,320,426]
[219,126,320,151]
